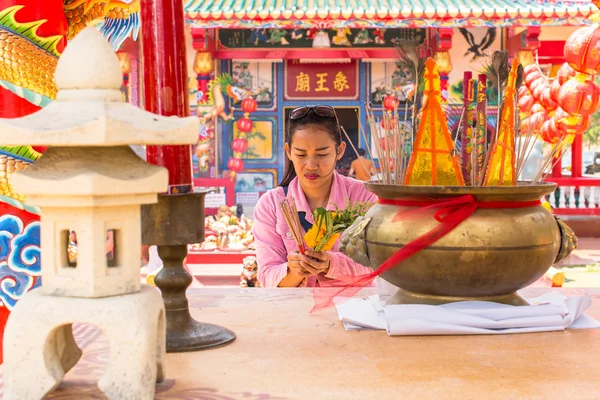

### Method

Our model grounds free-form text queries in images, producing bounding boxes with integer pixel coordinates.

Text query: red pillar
[571,134,583,178]
[140,0,193,194]
[552,157,563,178]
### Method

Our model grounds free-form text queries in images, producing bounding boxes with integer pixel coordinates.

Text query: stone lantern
[0,27,199,399]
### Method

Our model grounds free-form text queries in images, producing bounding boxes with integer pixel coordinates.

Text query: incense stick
[341,126,374,182]
[280,197,306,254]
[355,108,378,182]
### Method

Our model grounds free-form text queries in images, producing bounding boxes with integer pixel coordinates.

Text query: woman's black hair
[279,109,341,187]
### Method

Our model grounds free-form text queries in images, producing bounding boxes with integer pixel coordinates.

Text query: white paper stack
[335,289,600,335]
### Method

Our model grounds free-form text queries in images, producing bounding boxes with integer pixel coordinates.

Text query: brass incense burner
[340,182,577,306]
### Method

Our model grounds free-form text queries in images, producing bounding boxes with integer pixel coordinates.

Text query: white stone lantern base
[3,285,166,400]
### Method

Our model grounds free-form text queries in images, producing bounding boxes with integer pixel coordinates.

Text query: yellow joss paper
[404,58,464,186]
[484,58,519,186]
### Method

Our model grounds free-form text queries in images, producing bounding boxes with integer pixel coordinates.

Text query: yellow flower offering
[304,201,373,253]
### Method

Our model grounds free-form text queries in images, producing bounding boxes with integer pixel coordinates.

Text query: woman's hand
[300,249,330,275]
[287,251,312,277]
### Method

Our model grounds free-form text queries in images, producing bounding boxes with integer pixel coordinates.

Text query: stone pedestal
[4,286,165,400]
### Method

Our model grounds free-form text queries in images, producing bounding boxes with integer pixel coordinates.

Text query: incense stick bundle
[279,197,306,254]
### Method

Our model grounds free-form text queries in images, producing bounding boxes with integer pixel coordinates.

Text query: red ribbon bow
[311,195,541,313]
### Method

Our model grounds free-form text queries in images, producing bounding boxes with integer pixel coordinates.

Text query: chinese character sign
[285,60,358,100]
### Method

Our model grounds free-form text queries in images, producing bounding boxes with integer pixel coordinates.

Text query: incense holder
[339,183,577,306]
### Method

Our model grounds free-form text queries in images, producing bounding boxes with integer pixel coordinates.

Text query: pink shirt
[252,172,378,287]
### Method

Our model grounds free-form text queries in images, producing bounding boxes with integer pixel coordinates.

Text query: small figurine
[240,256,261,288]
[268,29,289,45]
[332,28,352,46]
[291,28,304,40]
[248,28,268,45]
[307,27,319,40]
[353,28,373,45]
[373,28,386,45]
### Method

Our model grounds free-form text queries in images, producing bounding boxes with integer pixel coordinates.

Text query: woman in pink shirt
[252,105,377,287]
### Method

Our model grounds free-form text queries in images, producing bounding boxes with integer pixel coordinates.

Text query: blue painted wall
[219,60,373,187]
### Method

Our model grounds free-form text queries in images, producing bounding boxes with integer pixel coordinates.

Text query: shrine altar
[5,287,599,399]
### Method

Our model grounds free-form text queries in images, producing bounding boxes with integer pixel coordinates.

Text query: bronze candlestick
[142,192,235,352]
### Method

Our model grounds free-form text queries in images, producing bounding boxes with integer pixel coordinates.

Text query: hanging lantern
[525,70,542,87]
[228,157,244,173]
[531,79,548,101]
[241,97,258,114]
[557,62,577,85]
[522,111,545,134]
[555,108,590,135]
[518,86,529,98]
[557,74,600,116]
[540,118,565,144]
[531,103,546,115]
[540,88,558,111]
[433,51,453,74]
[518,95,535,113]
[564,25,600,75]
[193,51,214,76]
[232,137,249,154]
[236,117,254,133]
[550,79,561,102]
[383,95,398,112]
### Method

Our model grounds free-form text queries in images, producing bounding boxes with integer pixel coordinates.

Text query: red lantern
[518,95,535,113]
[557,74,600,116]
[522,111,545,134]
[531,80,548,101]
[555,109,590,135]
[540,119,565,144]
[523,64,538,77]
[228,157,244,172]
[527,76,545,93]
[540,88,558,111]
[564,26,600,75]
[232,137,249,153]
[557,62,577,85]
[241,97,258,114]
[531,103,546,114]
[236,117,253,133]
[550,79,561,102]
[525,70,542,87]
[518,86,530,98]
[383,95,398,111]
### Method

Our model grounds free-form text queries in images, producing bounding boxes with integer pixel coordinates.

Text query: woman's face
[285,125,346,189]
